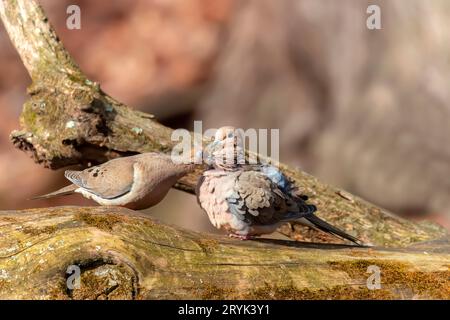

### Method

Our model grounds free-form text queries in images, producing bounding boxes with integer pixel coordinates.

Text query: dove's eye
[227,132,233,138]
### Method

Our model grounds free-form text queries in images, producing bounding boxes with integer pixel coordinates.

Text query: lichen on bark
[0,0,448,299]
[0,207,448,299]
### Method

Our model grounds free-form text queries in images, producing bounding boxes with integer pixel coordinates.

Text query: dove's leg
[228,233,252,240]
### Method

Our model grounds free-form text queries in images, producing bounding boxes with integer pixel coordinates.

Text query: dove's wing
[258,165,290,191]
[65,156,137,199]
[255,166,361,244]
[226,171,315,225]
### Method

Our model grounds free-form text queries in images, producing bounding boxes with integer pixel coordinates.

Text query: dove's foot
[228,234,252,240]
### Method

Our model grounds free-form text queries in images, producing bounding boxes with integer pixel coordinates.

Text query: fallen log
[0,206,448,299]
[0,0,448,299]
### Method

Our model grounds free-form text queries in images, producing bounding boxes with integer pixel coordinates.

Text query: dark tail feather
[304,214,362,246]
[30,184,78,200]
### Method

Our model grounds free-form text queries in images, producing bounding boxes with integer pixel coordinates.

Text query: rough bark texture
[0,206,449,300]
[0,0,448,299]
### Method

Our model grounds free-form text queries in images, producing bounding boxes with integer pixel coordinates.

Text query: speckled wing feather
[65,156,136,199]
[255,165,360,244]
[226,171,314,225]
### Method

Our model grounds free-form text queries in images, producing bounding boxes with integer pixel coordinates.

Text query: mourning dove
[33,152,196,210]
[197,126,361,244]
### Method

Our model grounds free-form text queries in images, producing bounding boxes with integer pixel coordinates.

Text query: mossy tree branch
[0,0,447,253]
[0,207,448,299]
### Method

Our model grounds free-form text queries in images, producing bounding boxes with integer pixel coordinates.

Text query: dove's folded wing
[65,157,136,199]
[226,171,309,225]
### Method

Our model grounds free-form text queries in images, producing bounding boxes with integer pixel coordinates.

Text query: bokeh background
[0,0,449,234]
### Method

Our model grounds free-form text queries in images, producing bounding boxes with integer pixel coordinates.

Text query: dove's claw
[228,234,252,240]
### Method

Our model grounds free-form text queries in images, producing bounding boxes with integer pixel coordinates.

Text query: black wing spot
[93,172,98,177]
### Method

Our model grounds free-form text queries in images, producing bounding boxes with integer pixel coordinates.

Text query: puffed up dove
[33,152,197,210]
[196,126,361,244]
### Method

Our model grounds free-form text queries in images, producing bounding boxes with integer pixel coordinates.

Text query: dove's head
[204,126,245,170]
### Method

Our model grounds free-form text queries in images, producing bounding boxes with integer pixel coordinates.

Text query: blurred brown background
[0,0,449,233]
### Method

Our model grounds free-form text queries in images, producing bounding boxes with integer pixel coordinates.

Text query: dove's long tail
[300,214,362,246]
[30,184,78,200]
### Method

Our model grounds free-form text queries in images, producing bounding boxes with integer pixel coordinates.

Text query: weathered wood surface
[0,206,448,300]
[0,0,448,299]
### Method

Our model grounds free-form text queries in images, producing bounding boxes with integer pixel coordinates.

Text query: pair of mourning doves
[196,126,361,244]
[33,152,196,210]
